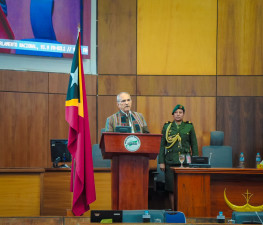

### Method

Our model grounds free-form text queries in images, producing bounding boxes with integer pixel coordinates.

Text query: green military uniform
[158,120,198,192]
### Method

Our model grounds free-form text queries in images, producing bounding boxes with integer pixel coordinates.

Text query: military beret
[172,104,185,114]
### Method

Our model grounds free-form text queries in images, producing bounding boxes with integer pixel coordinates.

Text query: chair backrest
[202,131,232,168]
[92,144,111,168]
[202,146,232,168]
[210,131,224,146]
[232,211,263,224]
[165,211,186,223]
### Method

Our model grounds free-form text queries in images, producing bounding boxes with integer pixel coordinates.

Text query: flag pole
[78,25,81,43]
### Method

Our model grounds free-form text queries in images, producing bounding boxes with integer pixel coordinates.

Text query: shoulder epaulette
[165,121,171,124]
[185,121,192,124]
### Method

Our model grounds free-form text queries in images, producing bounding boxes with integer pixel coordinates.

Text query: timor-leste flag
[65,32,96,216]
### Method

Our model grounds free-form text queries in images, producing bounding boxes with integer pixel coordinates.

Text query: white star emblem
[70,67,79,88]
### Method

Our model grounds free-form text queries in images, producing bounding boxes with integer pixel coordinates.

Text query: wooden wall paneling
[49,73,97,95]
[218,0,263,75]
[0,173,42,216]
[98,0,137,75]
[42,171,72,216]
[0,70,48,93]
[137,0,217,75]
[217,97,241,167]
[86,96,97,145]
[49,94,69,140]
[137,97,216,155]
[137,76,216,96]
[217,97,263,168]
[48,94,69,168]
[217,76,263,96]
[89,171,112,212]
[98,75,136,95]
[42,170,111,216]
[0,92,48,167]
[97,96,137,141]
[0,217,63,225]
[64,218,90,225]
[49,73,72,94]
[49,94,97,166]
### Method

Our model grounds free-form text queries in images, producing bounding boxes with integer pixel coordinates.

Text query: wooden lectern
[100,132,162,210]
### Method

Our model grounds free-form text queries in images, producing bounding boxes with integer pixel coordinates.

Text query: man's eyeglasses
[119,99,131,103]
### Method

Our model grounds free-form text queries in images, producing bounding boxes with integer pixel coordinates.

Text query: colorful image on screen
[0,0,91,58]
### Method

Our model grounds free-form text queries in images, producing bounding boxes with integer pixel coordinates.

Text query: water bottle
[142,210,151,223]
[239,152,245,168]
[217,211,225,223]
[256,153,261,168]
[186,153,191,164]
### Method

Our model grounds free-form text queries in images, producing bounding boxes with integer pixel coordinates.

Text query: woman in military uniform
[158,104,198,210]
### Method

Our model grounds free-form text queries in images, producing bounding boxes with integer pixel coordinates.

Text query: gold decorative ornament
[224,189,263,212]
[165,123,181,149]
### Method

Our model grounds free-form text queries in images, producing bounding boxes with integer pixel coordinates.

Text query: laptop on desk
[189,156,211,168]
[90,210,122,223]
[114,126,132,133]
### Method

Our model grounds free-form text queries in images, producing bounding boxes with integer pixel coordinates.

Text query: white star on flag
[70,67,79,88]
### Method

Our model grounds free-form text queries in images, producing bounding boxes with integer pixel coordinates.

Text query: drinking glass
[179,154,185,168]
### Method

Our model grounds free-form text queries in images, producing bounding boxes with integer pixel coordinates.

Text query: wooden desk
[0,168,44,216]
[172,168,263,218]
[0,216,221,225]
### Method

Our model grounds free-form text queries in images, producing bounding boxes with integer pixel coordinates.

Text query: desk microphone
[209,152,213,165]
